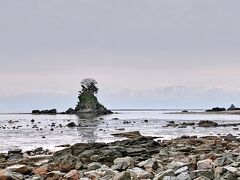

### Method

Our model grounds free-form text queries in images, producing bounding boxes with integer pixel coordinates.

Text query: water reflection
[76,114,100,143]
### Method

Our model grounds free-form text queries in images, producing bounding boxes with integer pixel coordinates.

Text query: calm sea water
[0,110,240,152]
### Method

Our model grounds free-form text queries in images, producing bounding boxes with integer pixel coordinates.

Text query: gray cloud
[0,0,240,111]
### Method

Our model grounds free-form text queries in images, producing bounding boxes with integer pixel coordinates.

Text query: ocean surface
[1,109,240,153]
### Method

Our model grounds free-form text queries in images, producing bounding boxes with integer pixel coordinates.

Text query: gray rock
[46,171,66,179]
[87,162,103,170]
[6,164,31,174]
[223,165,238,173]
[190,170,214,179]
[113,171,131,180]
[197,159,215,170]
[52,147,72,163]
[221,172,238,180]
[214,167,223,179]
[0,169,24,180]
[25,175,43,180]
[59,155,79,172]
[174,166,188,175]
[193,176,211,180]
[154,169,175,180]
[111,157,134,171]
[214,157,225,167]
[127,167,153,179]
[159,148,169,157]
[224,134,237,142]
[137,158,157,171]
[176,172,191,180]
[66,122,77,128]
[8,149,23,161]
[166,161,186,170]
[162,176,177,180]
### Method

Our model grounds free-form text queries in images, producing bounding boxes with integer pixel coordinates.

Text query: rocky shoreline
[1,131,240,179]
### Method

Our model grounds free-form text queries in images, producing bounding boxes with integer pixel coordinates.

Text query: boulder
[32,166,48,176]
[66,122,77,128]
[224,134,237,142]
[63,170,81,180]
[87,162,103,170]
[8,149,23,161]
[190,170,214,179]
[137,158,158,172]
[197,159,215,170]
[0,169,24,180]
[198,120,218,127]
[113,171,131,180]
[176,172,190,180]
[66,108,75,114]
[228,104,236,111]
[32,110,40,114]
[127,167,153,179]
[166,161,186,170]
[205,107,226,112]
[6,164,31,174]
[59,155,79,172]
[154,169,175,180]
[112,157,135,171]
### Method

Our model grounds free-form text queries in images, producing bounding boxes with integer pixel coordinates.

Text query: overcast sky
[1,0,240,112]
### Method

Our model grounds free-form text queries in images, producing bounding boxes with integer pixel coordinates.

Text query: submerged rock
[66,122,77,128]
[111,131,142,139]
[198,120,218,127]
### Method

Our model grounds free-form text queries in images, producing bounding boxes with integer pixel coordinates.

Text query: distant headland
[32,78,112,116]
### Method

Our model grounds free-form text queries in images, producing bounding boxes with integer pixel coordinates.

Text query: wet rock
[63,169,80,180]
[59,155,79,172]
[8,120,19,124]
[52,148,72,163]
[112,157,135,171]
[0,169,24,180]
[198,120,218,127]
[224,133,237,142]
[8,149,23,161]
[111,131,142,139]
[32,110,40,114]
[6,164,32,174]
[227,104,240,111]
[66,108,75,114]
[205,107,226,112]
[66,122,77,128]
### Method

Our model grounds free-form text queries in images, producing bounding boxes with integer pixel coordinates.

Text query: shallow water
[0,110,240,152]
